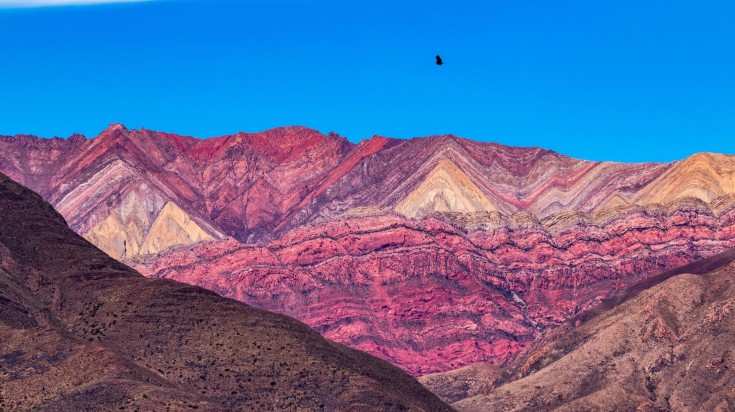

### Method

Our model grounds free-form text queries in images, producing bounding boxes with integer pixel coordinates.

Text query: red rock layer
[133,199,735,375]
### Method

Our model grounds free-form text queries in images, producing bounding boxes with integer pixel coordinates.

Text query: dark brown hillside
[0,172,451,411]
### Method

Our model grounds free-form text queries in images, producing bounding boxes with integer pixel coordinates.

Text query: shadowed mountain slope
[0,173,451,411]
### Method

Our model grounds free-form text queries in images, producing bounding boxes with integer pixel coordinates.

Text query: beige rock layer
[634,152,735,205]
[140,202,215,256]
[85,200,216,260]
[84,191,156,259]
[395,159,498,218]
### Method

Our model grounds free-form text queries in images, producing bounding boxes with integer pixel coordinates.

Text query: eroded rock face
[634,152,735,205]
[84,193,217,259]
[395,159,499,217]
[139,202,216,256]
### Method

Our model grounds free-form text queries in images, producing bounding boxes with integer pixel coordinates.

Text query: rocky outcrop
[449,249,735,411]
[0,172,451,411]
[419,364,501,404]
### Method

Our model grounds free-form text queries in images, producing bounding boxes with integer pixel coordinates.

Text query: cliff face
[0,172,451,411]
[3,124,735,377]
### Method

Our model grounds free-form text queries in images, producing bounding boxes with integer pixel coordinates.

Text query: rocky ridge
[4,124,725,254]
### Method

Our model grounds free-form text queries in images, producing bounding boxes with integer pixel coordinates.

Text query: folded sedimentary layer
[133,199,735,375]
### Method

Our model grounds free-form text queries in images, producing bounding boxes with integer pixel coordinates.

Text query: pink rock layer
[133,200,735,375]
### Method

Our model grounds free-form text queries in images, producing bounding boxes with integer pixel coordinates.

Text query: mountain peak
[89,123,133,151]
[67,133,86,143]
[395,159,498,218]
[259,125,333,144]
[106,122,127,132]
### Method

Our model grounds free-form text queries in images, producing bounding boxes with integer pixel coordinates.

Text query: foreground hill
[423,249,735,411]
[0,173,451,411]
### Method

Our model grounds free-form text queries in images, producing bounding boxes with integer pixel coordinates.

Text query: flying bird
[435,55,443,66]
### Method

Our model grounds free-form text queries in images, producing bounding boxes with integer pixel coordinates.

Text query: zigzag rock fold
[3,124,735,376]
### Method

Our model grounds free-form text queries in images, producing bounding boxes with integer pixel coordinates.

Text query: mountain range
[2,124,735,378]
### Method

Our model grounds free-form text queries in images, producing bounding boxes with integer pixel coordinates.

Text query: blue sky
[1,0,733,161]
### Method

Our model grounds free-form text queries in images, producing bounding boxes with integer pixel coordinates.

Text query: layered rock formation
[633,152,735,205]
[0,125,675,250]
[0,125,227,259]
[0,172,450,411]
[435,249,735,411]
[395,160,499,217]
[3,124,735,377]
[85,198,217,259]
[3,125,732,253]
[133,199,735,375]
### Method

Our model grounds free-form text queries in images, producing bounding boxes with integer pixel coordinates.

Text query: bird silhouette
[435,55,443,66]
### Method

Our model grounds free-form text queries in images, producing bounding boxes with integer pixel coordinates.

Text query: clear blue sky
[1,0,733,161]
